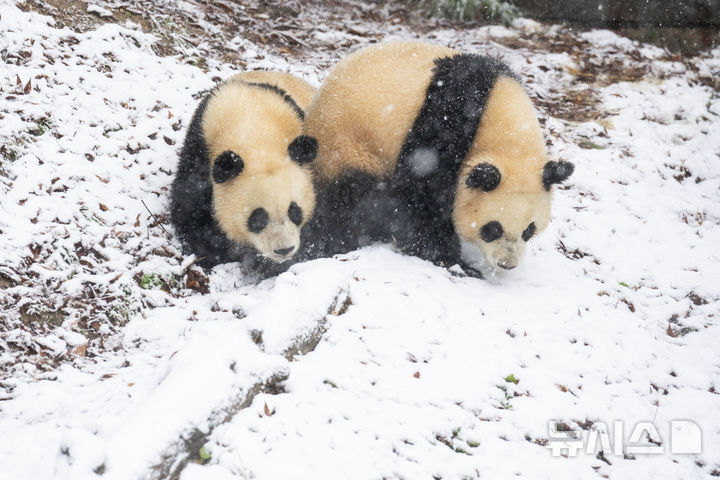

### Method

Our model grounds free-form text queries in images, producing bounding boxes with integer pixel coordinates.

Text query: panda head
[453,159,573,271]
[210,135,318,263]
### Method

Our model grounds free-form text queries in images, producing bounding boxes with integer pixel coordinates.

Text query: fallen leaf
[72,344,87,356]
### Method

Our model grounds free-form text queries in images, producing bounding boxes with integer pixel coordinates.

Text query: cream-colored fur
[453,77,551,269]
[304,42,553,270]
[203,73,317,262]
[304,42,456,182]
[229,71,317,111]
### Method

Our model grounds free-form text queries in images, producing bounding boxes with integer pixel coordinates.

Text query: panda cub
[302,42,573,272]
[170,71,319,275]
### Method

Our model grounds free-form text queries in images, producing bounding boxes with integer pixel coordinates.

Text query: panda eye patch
[522,222,536,242]
[212,151,244,184]
[466,163,501,192]
[480,221,503,243]
[288,201,303,226]
[247,208,269,233]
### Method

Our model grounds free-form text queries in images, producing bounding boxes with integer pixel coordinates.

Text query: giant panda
[170,71,319,275]
[301,42,573,272]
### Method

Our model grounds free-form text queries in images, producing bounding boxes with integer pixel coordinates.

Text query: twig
[141,199,170,235]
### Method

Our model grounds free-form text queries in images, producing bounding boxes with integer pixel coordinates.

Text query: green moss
[578,140,605,150]
[198,446,211,461]
[28,117,52,137]
[140,273,164,290]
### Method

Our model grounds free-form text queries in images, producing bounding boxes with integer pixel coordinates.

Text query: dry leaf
[72,344,87,356]
[99,203,109,211]
[24,79,31,94]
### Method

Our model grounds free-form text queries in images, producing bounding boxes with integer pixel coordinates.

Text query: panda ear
[466,162,501,192]
[288,135,318,165]
[212,151,244,184]
[542,160,574,191]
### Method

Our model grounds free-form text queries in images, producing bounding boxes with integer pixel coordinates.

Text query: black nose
[273,246,294,256]
[498,262,516,270]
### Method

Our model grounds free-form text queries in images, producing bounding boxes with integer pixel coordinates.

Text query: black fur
[288,135,318,165]
[466,162,501,191]
[288,201,303,226]
[244,82,305,121]
[480,221,503,243]
[212,151,244,184]
[169,80,305,277]
[522,222,536,242]
[299,170,390,259]
[247,208,269,233]
[542,160,574,191]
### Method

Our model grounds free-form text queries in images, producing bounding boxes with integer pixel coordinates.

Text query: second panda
[170,71,319,276]
[301,42,574,272]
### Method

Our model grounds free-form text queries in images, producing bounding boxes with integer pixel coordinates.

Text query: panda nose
[273,246,294,256]
[497,262,516,270]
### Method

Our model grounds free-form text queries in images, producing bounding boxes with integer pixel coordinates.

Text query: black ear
[466,162,501,192]
[288,135,318,165]
[212,151,244,184]
[542,160,574,191]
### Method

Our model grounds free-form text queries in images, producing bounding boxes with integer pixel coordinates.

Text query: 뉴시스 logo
[547,420,702,457]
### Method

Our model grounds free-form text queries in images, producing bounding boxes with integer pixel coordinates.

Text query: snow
[1,1,720,479]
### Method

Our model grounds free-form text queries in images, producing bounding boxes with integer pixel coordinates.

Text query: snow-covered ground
[1,1,719,479]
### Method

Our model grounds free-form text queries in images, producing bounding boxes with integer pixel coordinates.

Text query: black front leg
[300,170,380,260]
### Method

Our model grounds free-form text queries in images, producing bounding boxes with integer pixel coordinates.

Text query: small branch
[141,199,170,236]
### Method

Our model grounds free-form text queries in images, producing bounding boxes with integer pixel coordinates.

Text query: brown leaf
[24,79,31,94]
[99,203,109,211]
[264,402,273,416]
[72,344,87,357]
[413,371,420,379]
[163,135,175,146]
[185,268,209,294]
[16,75,21,86]
[667,324,678,337]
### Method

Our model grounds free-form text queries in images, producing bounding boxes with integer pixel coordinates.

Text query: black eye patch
[542,160,574,191]
[288,135,318,165]
[247,208,269,233]
[212,151,244,184]
[288,201,303,226]
[480,221,503,243]
[466,163,501,192]
[522,222,536,242]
